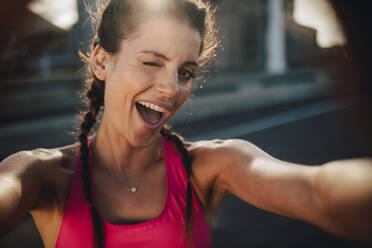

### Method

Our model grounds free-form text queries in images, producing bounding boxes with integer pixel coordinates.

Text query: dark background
[1,0,371,247]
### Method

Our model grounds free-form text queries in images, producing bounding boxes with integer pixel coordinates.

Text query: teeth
[138,101,166,113]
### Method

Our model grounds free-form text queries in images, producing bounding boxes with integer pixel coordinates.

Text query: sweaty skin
[2,139,372,247]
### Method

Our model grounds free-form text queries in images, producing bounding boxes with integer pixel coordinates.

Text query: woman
[0,0,371,247]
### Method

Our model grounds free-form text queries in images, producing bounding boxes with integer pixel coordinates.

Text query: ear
[91,45,110,81]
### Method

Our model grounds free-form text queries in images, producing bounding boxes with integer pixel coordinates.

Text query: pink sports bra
[55,135,212,247]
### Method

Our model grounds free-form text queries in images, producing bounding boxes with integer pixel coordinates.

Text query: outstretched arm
[194,139,372,243]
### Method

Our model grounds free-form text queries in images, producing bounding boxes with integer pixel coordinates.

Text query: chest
[93,162,167,225]
[52,143,213,248]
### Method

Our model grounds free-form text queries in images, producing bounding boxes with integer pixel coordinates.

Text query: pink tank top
[55,136,212,248]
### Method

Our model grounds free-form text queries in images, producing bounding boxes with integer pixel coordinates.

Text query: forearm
[313,158,372,243]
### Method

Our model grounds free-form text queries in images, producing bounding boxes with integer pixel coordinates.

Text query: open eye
[143,62,161,67]
[178,69,196,82]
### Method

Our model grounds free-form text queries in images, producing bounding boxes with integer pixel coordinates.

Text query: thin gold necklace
[126,186,138,193]
[91,138,163,193]
[117,150,162,193]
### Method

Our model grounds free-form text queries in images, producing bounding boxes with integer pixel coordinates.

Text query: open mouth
[135,101,166,126]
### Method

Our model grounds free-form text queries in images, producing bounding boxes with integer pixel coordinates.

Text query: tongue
[136,103,162,125]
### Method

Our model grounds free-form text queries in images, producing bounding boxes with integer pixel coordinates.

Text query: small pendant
[128,186,137,193]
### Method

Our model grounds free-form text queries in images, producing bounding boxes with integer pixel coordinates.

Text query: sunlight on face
[27,0,79,30]
[141,0,169,12]
[294,0,346,48]
[99,16,201,146]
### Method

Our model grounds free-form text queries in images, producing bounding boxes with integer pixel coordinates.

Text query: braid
[79,77,105,248]
[160,126,194,246]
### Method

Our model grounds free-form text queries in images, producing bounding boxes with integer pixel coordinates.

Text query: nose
[156,69,178,99]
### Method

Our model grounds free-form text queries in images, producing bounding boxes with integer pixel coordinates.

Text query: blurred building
[0,1,73,78]
[0,0,341,79]
[215,0,320,71]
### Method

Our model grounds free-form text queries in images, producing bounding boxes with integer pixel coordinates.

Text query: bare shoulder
[185,139,258,205]
[0,143,80,177]
[188,138,262,165]
[0,143,81,212]
[187,139,231,184]
[0,142,81,233]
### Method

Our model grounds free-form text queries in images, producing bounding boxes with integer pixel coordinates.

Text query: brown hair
[78,0,219,246]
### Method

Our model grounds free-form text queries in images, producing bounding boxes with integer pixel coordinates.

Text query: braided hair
[160,125,194,244]
[78,0,218,247]
[78,74,105,247]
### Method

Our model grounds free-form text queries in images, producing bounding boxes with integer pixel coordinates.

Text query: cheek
[104,76,126,106]
[103,75,132,115]
[105,68,152,103]
[176,83,192,106]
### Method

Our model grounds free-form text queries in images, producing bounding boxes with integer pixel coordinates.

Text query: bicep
[0,151,43,235]
[215,139,320,223]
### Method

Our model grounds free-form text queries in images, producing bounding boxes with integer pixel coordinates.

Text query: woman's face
[96,16,201,147]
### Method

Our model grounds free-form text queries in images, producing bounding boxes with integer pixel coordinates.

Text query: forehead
[120,17,202,62]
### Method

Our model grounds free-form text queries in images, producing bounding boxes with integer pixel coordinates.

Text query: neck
[92,117,163,176]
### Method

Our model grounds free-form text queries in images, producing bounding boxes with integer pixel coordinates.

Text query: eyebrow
[141,50,169,61]
[141,50,199,68]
